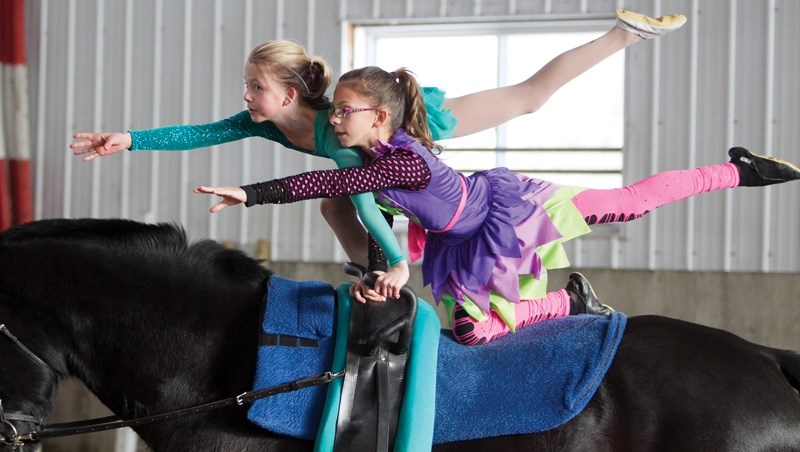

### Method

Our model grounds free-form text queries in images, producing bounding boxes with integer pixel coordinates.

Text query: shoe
[615,9,687,40]
[566,273,613,317]
[729,147,800,187]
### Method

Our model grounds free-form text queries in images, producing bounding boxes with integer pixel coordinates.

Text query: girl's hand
[193,186,247,213]
[349,276,386,304]
[70,132,132,161]
[374,260,409,300]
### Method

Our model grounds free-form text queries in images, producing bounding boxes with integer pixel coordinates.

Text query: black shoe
[729,147,800,187]
[566,273,613,317]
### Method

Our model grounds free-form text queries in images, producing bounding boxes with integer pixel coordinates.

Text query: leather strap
[28,371,343,441]
[376,360,391,452]
[333,282,417,451]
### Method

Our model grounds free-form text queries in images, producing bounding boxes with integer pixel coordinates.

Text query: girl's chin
[248,111,266,123]
[336,134,368,150]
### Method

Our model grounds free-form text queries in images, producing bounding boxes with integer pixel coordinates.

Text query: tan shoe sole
[615,9,687,39]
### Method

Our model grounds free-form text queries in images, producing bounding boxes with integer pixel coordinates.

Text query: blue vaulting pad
[246,275,626,447]
[247,276,336,440]
[433,312,626,444]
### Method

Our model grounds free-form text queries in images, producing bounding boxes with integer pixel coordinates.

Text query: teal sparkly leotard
[129,87,456,266]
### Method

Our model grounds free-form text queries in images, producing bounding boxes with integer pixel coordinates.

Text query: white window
[350,21,624,188]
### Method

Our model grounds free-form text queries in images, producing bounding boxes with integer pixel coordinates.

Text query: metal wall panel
[25,0,800,272]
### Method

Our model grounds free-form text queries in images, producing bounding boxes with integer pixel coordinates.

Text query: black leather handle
[343,262,417,356]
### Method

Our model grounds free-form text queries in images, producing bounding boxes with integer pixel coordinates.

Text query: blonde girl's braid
[338,66,437,152]
[248,40,332,110]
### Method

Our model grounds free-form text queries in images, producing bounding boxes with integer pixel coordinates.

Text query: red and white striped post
[0,0,33,230]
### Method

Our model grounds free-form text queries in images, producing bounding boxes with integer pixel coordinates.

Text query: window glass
[504,32,624,149]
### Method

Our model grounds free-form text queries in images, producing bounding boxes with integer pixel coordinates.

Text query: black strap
[0,324,49,369]
[376,360,390,452]
[29,370,343,441]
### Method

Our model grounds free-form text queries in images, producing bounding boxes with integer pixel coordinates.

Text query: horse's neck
[80,293,261,411]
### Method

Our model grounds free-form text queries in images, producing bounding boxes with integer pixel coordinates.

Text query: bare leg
[320,197,369,266]
[444,26,640,138]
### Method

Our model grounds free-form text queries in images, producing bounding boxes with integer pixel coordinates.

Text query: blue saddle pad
[433,312,626,443]
[247,276,336,440]
[247,276,626,446]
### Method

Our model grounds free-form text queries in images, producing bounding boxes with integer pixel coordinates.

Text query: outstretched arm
[70,110,292,159]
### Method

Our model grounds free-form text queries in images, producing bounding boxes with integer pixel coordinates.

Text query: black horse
[1,218,800,451]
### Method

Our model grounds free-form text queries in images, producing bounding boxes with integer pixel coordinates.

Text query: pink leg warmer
[572,162,740,224]
[451,289,571,346]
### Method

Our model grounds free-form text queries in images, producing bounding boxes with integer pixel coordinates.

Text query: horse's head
[0,218,273,449]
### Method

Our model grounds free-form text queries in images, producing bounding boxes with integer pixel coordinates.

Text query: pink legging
[451,162,740,346]
[572,163,739,225]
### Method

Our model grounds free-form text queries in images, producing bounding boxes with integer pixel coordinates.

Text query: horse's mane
[0,218,271,285]
[0,217,188,249]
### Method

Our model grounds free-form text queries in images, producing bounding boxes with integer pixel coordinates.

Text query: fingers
[350,280,387,303]
[70,136,97,156]
[193,185,235,195]
[194,186,245,214]
[209,202,228,214]
[350,282,369,303]
[374,276,401,300]
[353,288,368,304]
[362,285,386,302]
[70,142,93,153]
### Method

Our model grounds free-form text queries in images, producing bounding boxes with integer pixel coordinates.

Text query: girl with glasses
[195,66,800,345]
[70,10,686,280]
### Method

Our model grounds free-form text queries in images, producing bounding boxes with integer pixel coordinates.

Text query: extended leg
[443,10,686,138]
[572,148,800,225]
[573,162,740,225]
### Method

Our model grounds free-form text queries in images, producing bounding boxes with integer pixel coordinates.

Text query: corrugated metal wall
[25,0,800,272]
